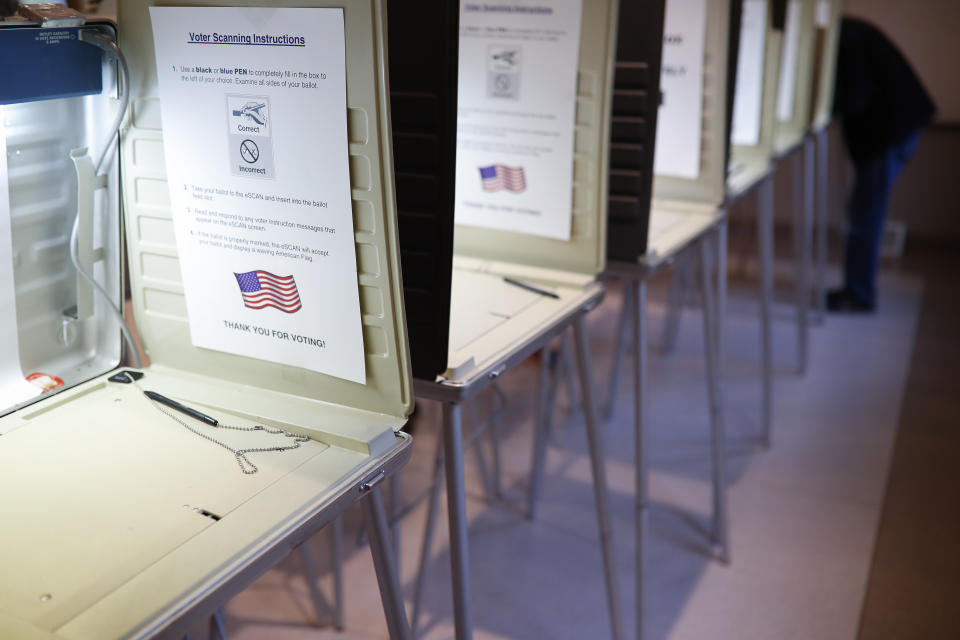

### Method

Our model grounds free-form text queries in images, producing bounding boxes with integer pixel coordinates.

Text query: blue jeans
[843,132,920,306]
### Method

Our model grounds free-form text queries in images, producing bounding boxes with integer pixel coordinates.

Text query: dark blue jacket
[833,17,936,166]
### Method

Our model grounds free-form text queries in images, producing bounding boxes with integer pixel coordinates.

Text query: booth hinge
[17,4,86,28]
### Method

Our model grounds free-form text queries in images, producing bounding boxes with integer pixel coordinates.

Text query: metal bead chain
[127,374,308,474]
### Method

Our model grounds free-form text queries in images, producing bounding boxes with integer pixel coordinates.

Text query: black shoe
[826,288,875,313]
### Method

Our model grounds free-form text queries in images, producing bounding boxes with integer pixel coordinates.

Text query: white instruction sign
[150,7,365,384]
[654,0,708,179]
[777,0,802,122]
[731,0,768,146]
[454,0,582,241]
[0,109,42,410]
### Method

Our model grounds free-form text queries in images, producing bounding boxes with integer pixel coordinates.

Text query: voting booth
[399,1,623,638]
[0,2,413,637]
[602,2,738,639]
[773,0,817,153]
[646,0,739,260]
[728,0,785,195]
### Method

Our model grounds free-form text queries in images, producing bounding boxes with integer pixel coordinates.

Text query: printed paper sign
[0,108,42,410]
[777,0,803,122]
[454,0,582,241]
[150,7,365,384]
[654,0,708,179]
[731,0,768,146]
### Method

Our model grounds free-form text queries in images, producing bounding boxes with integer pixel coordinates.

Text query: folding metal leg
[631,278,649,640]
[411,426,446,634]
[757,176,775,448]
[660,251,696,355]
[442,402,473,640]
[572,315,624,640]
[559,331,580,416]
[814,127,829,321]
[604,281,634,420]
[331,516,345,631]
[210,608,227,640]
[389,475,402,577]
[699,236,730,563]
[300,542,329,628]
[464,400,496,505]
[716,219,728,380]
[792,142,812,374]
[527,346,554,520]
[363,486,413,640]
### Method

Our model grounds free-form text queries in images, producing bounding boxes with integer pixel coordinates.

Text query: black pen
[503,276,560,299]
[144,390,219,426]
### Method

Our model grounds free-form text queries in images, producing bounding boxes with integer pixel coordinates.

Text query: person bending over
[828,17,935,312]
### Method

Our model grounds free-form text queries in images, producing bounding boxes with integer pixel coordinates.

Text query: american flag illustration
[479,164,526,193]
[233,270,302,313]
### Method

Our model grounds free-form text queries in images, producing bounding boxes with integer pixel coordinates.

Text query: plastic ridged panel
[388,0,459,381]
[119,0,413,419]
[607,0,667,262]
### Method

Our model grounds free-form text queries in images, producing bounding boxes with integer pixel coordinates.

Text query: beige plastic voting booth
[773,0,816,154]
[0,2,414,638]
[409,1,623,638]
[602,0,736,638]
[725,0,784,447]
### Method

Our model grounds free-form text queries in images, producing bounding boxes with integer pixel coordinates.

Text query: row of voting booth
[0,0,843,638]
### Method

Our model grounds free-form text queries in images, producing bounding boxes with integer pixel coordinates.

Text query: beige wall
[845,0,960,123]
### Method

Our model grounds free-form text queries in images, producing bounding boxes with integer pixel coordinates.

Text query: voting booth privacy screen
[774,0,816,151]
[452,0,617,277]
[809,0,842,130]
[728,0,784,186]
[653,0,736,208]
[0,2,414,637]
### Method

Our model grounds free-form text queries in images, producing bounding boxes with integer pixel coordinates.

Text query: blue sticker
[0,27,103,105]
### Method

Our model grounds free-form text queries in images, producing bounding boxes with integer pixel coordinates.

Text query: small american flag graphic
[233,270,302,313]
[479,164,526,193]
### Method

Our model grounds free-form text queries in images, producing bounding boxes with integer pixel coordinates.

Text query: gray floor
[218,260,923,640]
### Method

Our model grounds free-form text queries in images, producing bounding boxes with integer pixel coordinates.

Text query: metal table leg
[300,543,328,628]
[659,252,696,355]
[442,402,473,640]
[699,235,730,563]
[758,176,775,448]
[411,431,445,634]
[631,277,649,640]
[792,141,813,374]
[604,281,634,420]
[331,516,345,631]
[390,475,402,577]
[527,346,554,520]
[814,127,829,320]
[572,314,624,640]
[716,218,728,380]
[363,485,413,640]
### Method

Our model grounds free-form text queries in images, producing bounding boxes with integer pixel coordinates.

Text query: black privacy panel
[772,0,787,31]
[388,1,459,380]
[724,0,744,173]
[606,0,666,262]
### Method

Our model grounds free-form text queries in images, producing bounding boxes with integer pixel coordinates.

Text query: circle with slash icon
[240,139,260,163]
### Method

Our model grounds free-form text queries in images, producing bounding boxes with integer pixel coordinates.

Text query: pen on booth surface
[502,276,560,299]
[144,390,219,426]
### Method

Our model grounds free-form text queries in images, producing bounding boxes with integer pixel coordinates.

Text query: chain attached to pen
[124,373,308,474]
